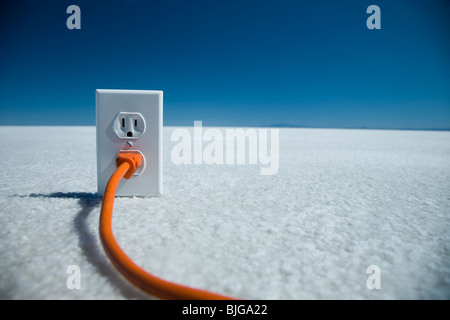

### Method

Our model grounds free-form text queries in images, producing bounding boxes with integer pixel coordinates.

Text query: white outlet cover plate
[96,89,163,197]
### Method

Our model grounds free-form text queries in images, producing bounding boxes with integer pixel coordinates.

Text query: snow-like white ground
[0,126,449,300]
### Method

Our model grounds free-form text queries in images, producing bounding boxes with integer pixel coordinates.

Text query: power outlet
[113,112,146,140]
[96,89,163,197]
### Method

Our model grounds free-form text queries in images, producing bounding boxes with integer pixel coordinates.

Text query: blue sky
[0,0,449,128]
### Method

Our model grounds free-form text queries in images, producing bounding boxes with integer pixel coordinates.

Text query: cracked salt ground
[0,126,449,299]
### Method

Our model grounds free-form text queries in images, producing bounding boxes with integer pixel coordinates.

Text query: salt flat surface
[0,126,449,300]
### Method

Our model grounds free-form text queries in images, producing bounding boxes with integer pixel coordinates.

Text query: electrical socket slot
[96,89,163,197]
[114,112,146,140]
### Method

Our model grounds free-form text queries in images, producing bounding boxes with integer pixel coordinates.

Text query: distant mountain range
[261,124,450,131]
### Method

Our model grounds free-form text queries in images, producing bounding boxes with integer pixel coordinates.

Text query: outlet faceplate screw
[126,141,133,148]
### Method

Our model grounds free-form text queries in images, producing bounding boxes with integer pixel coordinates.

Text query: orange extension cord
[99,153,236,300]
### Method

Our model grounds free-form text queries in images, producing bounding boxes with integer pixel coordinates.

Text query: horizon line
[1,124,449,132]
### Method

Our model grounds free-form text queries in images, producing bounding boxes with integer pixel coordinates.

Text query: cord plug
[116,152,144,179]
